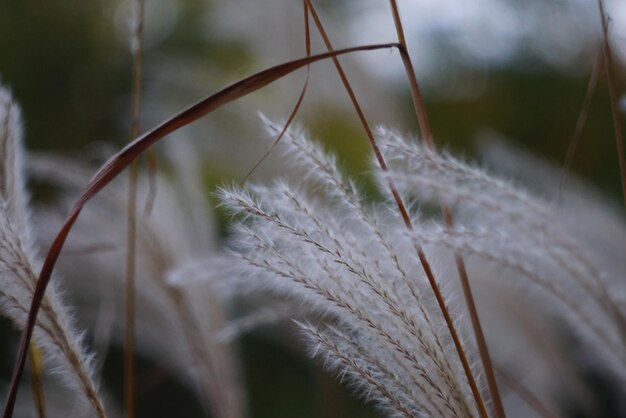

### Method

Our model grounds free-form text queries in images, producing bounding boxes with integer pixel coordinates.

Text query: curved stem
[1,43,400,418]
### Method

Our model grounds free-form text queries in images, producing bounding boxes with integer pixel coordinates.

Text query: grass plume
[0,86,106,418]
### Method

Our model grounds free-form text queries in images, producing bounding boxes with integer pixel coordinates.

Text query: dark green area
[100,346,205,418]
[422,69,626,200]
[0,1,127,151]
[240,332,383,418]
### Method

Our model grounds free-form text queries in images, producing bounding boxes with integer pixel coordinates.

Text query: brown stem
[2,43,400,418]
[389,1,504,417]
[389,5,432,146]
[559,49,604,201]
[599,0,626,214]
[124,1,144,417]
[240,2,312,185]
[305,2,488,417]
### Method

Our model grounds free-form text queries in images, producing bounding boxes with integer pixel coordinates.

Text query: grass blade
[124,1,144,416]
[240,0,312,184]
[598,0,626,215]
[387,2,497,416]
[559,49,603,200]
[1,42,400,418]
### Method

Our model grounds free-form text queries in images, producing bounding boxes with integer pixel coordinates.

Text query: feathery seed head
[223,118,626,417]
[223,118,483,418]
[0,85,106,417]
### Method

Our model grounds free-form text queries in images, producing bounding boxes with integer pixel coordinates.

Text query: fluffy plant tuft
[221,119,483,418]
[0,86,106,417]
[376,127,626,384]
[222,119,626,418]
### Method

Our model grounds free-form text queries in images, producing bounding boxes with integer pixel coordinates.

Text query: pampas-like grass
[221,119,482,418]
[30,139,244,418]
[376,127,626,383]
[0,86,106,417]
[221,118,626,417]
[2,3,624,417]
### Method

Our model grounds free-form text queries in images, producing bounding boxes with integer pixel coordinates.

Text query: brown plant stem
[559,49,604,201]
[240,1,312,185]
[304,2,488,417]
[124,1,144,417]
[496,367,559,418]
[598,0,626,215]
[596,0,626,348]
[2,42,400,418]
[388,2,505,417]
[388,7,432,147]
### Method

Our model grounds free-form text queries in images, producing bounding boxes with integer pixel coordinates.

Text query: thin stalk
[598,0,626,215]
[388,3,432,146]
[125,1,144,417]
[3,43,400,418]
[125,164,138,418]
[167,288,228,418]
[304,2,488,417]
[388,2,505,417]
[596,0,626,347]
[559,49,604,201]
[240,1,312,184]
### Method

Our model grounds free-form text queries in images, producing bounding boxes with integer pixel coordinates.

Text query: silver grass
[221,119,482,418]
[376,127,626,383]
[479,137,626,306]
[165,254,314,345]
[31,139,244,418]
[222,118,626,417]
[0,86,106,417]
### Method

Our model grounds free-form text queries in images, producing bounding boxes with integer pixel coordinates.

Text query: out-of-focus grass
[1,1,625,417]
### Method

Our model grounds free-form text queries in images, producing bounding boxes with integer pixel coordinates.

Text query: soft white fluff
[223,119,626,418]
[0,86,106,417]
[31,138,244,418]
[221,119,481,418]
[377,127,626,384]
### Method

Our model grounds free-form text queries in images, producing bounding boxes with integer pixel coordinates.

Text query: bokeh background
[1,0,626,417]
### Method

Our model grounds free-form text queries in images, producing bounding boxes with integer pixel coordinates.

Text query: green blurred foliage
[422,68,626,200]
[0,1,127,150]
[240,333,382,418]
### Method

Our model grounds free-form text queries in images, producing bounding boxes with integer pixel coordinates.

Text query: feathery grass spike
[0,86,106,418]
[221,120,482,418]
[3,43,399,418]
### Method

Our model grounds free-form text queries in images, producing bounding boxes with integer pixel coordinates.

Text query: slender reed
[387,2,503,416]
[124,1,145,417]
[301,3,487,416]
[0,87,106,418]
[2,43,400,418]
[598,0,626,215]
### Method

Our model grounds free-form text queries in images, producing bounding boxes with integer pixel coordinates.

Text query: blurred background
[1,0,626,417]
